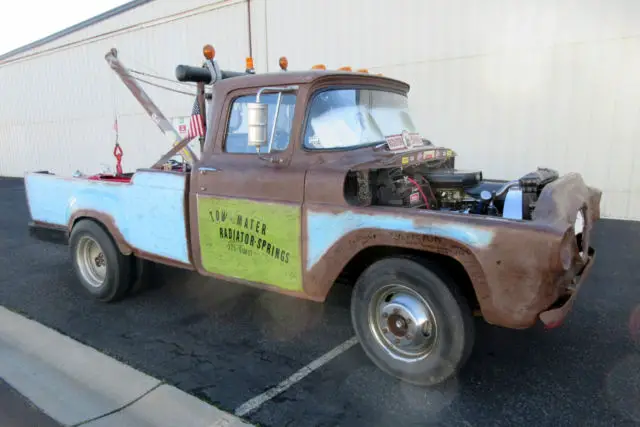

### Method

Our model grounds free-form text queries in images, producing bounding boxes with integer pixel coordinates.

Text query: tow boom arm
[104,48,197,164]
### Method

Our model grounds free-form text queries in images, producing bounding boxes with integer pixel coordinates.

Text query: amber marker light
[203,44,215,60]
[311,64,327,70]
[357,68,369,73]
[279,56,288,71]
[246,57,255,70]
[338,66,352,71]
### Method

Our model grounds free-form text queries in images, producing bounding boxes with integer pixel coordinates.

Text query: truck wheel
[351,257,475,386]
[128,257,155,296]
[69,219,132,302]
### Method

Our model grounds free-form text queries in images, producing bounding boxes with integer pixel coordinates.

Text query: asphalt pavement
[0,379,62,427]
[1,177,640,427]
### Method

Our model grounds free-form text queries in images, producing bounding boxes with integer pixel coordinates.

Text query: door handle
[198,167,218,175]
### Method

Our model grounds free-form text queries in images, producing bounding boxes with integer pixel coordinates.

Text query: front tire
[69,219,133,302]
[351,257,475,386]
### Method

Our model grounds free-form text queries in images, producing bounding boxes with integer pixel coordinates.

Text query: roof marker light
[279,56,288,71]
[203,44,216,60]
[245,57,255,73]
[311,64,326,70]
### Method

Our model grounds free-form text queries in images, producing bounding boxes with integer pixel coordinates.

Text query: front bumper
[28,221,69,246]
[538,246,596,328]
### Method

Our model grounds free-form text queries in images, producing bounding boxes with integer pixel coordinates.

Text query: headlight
[574,209,585,235]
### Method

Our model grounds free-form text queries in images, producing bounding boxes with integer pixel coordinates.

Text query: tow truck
[24,44,601,386]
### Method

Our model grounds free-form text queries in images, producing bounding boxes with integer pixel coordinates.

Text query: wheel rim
[75,236,107,288]
[368,284,438,362]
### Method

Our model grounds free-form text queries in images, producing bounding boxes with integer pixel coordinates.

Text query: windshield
[303,88,423,150]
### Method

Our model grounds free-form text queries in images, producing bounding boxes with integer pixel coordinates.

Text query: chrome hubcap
[75,236,106,288]
[368,284,437,361]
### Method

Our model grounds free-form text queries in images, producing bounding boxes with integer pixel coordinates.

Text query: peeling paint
[306,210,495,270]
[25,171,190,264]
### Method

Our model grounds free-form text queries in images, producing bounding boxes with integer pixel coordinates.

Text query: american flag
[187,97,205,138]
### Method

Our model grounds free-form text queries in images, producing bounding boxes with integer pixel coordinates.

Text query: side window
[224,93,297,154]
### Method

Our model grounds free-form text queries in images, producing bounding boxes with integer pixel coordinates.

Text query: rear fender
[68,210,133,255]
[24,172,132,253]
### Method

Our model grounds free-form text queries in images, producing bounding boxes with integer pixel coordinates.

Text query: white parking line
[234,336,359,417]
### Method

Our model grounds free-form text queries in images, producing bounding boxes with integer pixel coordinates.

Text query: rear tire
[128,257,155,296]
[69,219,133,302]
[351,257,475,386]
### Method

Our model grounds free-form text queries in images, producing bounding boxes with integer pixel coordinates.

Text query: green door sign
[197,196,302,291]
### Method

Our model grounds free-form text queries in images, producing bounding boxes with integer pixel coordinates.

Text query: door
[190,90,306,293]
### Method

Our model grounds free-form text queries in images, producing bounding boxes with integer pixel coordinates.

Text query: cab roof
[212,69,411,94]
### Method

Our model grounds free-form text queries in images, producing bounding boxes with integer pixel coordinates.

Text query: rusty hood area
[302,168,601,329]
[309,143,457,172]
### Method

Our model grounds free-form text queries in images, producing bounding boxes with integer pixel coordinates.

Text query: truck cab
[24,45,601,387]
[189,69,424,298]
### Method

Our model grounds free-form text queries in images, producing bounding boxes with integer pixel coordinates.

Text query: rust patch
[182,173,194,267]
[539,247,596,328]
[303,227,489,301]
[132,249,194,271]
[299,196,599,328]
[68,209,133,255]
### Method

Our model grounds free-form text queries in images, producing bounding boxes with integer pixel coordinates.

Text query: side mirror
[247,102,268,149]
[247,85,298,156]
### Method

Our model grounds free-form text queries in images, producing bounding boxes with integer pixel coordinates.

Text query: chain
[130,75,197,96]
[127,68,197,87]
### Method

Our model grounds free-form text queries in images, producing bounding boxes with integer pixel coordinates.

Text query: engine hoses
[406,176,430,209]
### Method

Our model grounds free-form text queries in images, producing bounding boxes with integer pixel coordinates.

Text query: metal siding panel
[262,0,640,219]
[0,0,249,178]
[2,0,640,219]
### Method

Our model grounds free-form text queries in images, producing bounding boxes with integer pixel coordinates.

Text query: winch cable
[126,68,197,87]
[129,76,197,96]
[117,52,199,94]
[104,48,196,164]
[103,53,218,172]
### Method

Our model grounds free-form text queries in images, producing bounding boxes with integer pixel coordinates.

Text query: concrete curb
[0,306,253,427]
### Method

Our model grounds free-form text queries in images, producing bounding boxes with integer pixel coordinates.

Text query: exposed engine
[346,164,559,220]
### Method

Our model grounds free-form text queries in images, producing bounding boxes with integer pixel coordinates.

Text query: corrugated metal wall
[0,0,250,178]
[1,0,639,219]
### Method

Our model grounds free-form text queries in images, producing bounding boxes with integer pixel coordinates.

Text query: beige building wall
[1,0,639,219]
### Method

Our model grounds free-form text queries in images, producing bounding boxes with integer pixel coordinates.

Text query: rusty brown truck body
[24,46,601,386]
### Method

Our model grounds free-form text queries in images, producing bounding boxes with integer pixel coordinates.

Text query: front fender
[302,205,568,328]
[303,207,493,302]
[304,225,490,302]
